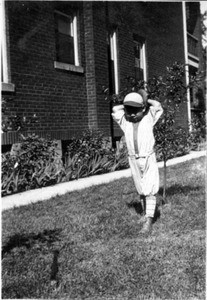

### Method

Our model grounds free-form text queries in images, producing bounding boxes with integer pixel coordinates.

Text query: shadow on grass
[2,228,62,258]
[159,184,201,197]
[127,201,143,214]
[126,201,161,223]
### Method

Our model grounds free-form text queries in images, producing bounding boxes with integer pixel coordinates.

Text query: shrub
[154,123,191,161]
[109,137,129,171]
[1,134,65,196]
[189,112,206,150]
[2,131,129,196]
[63,130,129,180]
[66,129,112,159]
[63,152,112,180]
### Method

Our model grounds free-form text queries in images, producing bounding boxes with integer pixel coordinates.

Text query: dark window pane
[57,15,71,35]
[55,12,74,65]
[134,43,140,59]
[56,33,74,64]
[135,67,143,81]
[134,39,144,80]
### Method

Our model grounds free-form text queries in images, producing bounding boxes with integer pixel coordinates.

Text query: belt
[129,150,154,159]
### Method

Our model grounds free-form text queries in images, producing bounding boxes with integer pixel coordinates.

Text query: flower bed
[1,125,205,197]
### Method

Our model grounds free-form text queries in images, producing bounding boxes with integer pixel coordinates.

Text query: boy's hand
[147,99,161,108]
[147,99,163,114]
[112,104,124,113]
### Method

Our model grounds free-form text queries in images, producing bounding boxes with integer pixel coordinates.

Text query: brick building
[1,1,205,151]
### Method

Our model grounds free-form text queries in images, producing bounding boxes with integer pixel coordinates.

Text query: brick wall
[106,2,188,132]
[4,1,88,143]
[2,1,198,146]
[93,2,111,135]
[83,2,98,130]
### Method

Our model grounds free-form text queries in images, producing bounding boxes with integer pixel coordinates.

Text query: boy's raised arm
[147,99,163,124]
[147,99,163,112]
[112,104,124,113]
[111,104,125,127]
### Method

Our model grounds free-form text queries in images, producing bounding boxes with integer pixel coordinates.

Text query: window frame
[109,28,119,94]
[54,9,83,73]
[133,35,147,83]
[1,0,15,92]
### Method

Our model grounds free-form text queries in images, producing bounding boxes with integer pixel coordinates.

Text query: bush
[189,112,206,150]
[2,131,130,196]
[154,110,206,161]
[1,134,65,196]
[66,129,112,160]
[63,152,111,180]
[154,122,191,161]
[63,130,129,180]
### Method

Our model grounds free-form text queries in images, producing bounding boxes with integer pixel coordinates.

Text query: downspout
[182,1,192,131]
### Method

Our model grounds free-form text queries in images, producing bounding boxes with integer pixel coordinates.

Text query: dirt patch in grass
[2,157,206,299]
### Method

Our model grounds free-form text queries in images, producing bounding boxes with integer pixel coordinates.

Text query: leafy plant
[67,129,112,160]
[109,142,129,172]
[87,153,111,176]
[2,97,39,132]
[1,134,65,196]
[188,112,206,150]
[63,130,129,181]
[65,129,113,179]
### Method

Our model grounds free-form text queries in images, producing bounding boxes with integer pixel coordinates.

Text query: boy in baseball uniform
[112,90,163,234]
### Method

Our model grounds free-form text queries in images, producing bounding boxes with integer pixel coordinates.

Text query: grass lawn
[2,157,206,300]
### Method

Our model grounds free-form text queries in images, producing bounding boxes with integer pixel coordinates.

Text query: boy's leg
[129,157,143,195]
[140,195,146,215]
[145,195,156,218]
[139,154,159,234]
[140,195,156,234]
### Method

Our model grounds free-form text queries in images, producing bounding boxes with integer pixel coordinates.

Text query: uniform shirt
[112,105,163,157]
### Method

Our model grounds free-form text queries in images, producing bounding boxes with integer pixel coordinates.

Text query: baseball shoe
[140,217,153,235]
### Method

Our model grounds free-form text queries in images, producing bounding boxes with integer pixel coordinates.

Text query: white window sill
[188,53,199,61]
[1,82,15,92]
[54,61,84,73]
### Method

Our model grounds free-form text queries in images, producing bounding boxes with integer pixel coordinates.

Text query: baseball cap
[123,92,144,107]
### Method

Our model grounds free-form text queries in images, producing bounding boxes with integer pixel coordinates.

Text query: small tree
[148,62,188,202]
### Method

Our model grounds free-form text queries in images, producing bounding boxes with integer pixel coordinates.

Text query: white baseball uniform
[112,104,163,217]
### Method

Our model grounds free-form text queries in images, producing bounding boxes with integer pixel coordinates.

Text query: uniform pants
[128,153,159,218]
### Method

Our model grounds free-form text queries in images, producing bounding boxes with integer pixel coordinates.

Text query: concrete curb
[2,150,206,211]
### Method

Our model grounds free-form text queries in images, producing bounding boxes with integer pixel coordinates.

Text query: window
[1,0,15,92]
[54,10,79,66]
[108,29,119,94]
[133,35,147,82]
[189,65,205,111]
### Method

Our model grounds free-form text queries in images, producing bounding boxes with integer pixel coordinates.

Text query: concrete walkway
[2,150,206,211]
